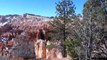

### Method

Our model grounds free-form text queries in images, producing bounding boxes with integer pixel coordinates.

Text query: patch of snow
[0,21,9,27]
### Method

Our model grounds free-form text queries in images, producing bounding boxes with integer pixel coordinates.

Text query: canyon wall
[0,14,65,60]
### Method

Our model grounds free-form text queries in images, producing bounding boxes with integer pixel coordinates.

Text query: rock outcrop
[0,14,64,60]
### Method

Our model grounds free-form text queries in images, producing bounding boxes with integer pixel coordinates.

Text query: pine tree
[81,0,107,59]
[49,0,75,57]
[74,0,107,60]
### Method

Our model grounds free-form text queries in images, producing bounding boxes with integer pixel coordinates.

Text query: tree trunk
[61,39,67,57]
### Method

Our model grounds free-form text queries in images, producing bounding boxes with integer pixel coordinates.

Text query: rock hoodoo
[0,14,64,60]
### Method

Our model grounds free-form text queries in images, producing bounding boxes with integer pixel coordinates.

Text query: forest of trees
[49,0,107,60]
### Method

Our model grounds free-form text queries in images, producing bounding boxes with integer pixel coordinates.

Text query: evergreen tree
[76,0,107,60]
[49,0,75,57]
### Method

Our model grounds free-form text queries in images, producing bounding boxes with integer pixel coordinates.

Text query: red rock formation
[35,39,46,59]
[0,14,64,60]
[6,39,15,48]
[0,42,4,52]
